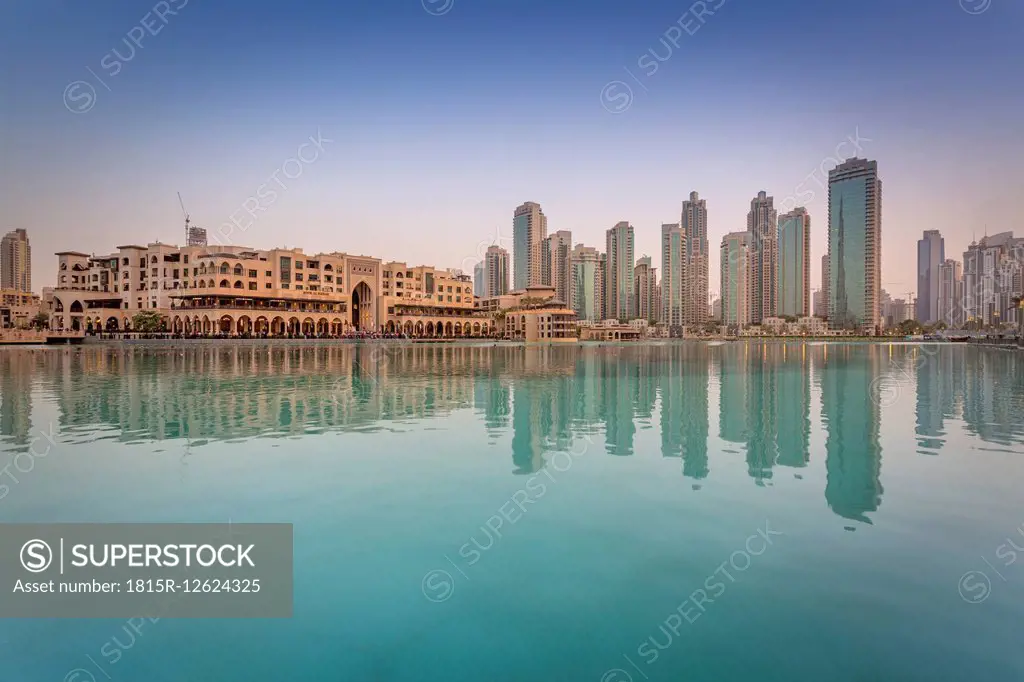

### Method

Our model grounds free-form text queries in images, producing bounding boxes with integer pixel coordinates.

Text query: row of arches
[166,315,495,338]
[384,319,492,337]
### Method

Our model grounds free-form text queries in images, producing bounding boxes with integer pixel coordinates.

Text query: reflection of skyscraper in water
[745,344,780,485]
[718,345,749,445]
[510,373,573,475]
[912,346,947,453]
[658,345,709,479]
[601,352,637,456]
[475,379,511,436]
[962,350,1024,447]
[817,346,883,523]
[0,353,33,445]
[775,344,810,469]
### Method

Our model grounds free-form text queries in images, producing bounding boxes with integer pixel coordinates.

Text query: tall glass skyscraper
[916,230,944,323]
[473,261,485,298]
[660,223,685,330]
[778,207,811,318]
[513,202,547,291]
[605,222,635,320]
[828,158,881,331]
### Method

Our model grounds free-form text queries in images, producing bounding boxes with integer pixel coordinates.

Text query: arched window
[233,264,243,276]
[234,281,243,289]
[220,263,229,274]
[151,255,158,264]
[220,279,229,288]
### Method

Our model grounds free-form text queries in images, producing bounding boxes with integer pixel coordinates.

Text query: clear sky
[2,0,1021,298]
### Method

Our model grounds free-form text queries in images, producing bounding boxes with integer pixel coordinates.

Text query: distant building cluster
[21,153,1024,339]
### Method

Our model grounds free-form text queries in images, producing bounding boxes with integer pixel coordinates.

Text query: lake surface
[2,341,1023,681]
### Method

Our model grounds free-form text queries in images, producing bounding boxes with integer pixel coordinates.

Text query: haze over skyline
[2,0,1021,297]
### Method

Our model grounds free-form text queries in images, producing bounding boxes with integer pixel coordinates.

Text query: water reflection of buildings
[4,343,1024,524]
[660,346,710,481]
[718,344,810,484]
[816,345,883,523]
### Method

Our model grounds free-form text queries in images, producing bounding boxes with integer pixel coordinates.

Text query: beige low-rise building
[47,242,500,338]
[1,289,41,329]
[499,300,577,342]
[579,320,642,341]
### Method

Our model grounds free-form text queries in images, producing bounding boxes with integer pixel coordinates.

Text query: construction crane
[177,192,208,247]
[177,192,190,242]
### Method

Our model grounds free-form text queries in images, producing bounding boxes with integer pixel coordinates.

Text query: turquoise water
[2,341,1024,681]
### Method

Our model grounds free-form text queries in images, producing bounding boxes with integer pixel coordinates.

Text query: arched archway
[445,322,453,337]
[219,315,233,334]
[415,321,424,337]
[426,321,434,336]
[351,282,373,330]
[403,321,413,337]
[70,300,83,313]
[106,316,120,332]
[237,315,252,336]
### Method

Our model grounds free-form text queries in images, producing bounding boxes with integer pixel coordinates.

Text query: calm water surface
[2,342,1024,681]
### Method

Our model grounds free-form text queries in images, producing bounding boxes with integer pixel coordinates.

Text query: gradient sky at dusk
[2,0,1021,298]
